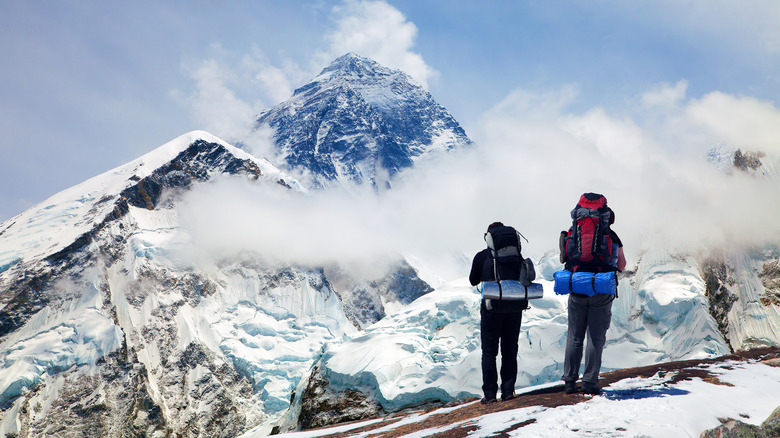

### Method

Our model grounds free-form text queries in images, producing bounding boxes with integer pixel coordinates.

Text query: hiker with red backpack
[554,193,626,395]
[469,222,537,404]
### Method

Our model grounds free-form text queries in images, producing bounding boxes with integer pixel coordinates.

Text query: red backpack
[559,193,617,272]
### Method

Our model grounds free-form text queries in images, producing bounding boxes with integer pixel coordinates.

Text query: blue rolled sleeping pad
[481,280,544,300]
[553,270,617,296]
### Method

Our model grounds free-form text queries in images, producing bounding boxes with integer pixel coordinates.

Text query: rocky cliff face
[700,248,780,352]
[699,148,780,352]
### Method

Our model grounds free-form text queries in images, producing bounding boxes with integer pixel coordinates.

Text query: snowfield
[250,357,780,438]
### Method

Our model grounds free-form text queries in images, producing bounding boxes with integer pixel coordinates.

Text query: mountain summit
[254,53,473,189]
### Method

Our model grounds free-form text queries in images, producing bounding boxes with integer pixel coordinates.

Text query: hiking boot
[501,392,518,402]
[564,381,579,394]
[480,397,497,405]
[581,382,601,395]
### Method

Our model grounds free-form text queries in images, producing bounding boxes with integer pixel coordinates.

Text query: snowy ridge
[0,130,302,270]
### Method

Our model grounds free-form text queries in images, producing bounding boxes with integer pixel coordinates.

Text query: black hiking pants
[480,303,523,399]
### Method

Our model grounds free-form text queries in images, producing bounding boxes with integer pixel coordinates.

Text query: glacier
[270,245,733,433]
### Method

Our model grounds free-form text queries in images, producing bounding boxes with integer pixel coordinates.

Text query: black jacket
[470,248,528,313]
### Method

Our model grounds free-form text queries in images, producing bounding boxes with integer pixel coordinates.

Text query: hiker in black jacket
[469,222,528,404]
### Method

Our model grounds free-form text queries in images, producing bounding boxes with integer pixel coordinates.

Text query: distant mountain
[253,52,473,189]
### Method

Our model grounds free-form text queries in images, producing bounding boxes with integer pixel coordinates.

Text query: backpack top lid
[576,192,607,211]
[573,193,614,224]
[485,225,520,254]
[484,225,524,284]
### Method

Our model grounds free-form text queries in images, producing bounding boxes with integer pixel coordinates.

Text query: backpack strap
[486,232,503,299]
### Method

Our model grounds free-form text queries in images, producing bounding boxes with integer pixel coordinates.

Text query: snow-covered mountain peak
[0,131,301,271]
[253,53,472,189]
[318,52,381,75]
[707,144,780,182]
[308,52,418,95]
[295,52,425,116]
[125,130,232,176]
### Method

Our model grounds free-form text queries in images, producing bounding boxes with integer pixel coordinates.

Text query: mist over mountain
[0,54,779,438]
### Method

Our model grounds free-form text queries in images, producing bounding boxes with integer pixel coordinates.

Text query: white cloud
[471,84,780,257]
[562,108,645,170]
[186,58,256,141]
[176,82,780,285]
[178,177,415,281]
[238,47,309,105]
[684,92,780,154]
[254,66,293,104]
[178,46,309,151]
[241,125,277,162]
[320,0,437,88]
[641,80,688,109]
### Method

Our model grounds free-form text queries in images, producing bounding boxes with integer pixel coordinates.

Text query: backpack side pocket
[559,230,570,264]
[520,258,536,287]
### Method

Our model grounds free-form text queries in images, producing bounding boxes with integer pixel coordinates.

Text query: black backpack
[485,225,535,288]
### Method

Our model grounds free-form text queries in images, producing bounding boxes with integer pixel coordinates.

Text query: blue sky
[1,0,779,224]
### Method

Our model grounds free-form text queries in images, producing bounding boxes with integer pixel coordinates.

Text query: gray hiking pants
[563,293,614,384]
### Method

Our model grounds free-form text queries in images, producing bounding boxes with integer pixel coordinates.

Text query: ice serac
[273,251,735,433]
[253,52,473,189]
